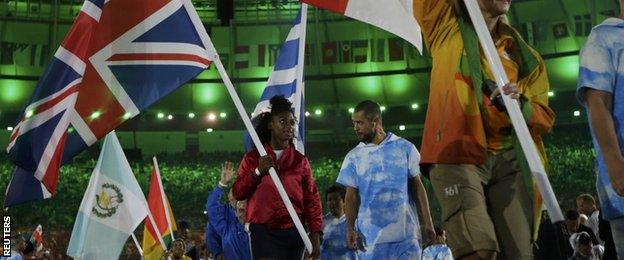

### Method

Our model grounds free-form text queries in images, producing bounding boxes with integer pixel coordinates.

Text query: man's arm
[344,187,359,250]
[585,89,624,196]
[409,176,436,242]
[413,0,456,51]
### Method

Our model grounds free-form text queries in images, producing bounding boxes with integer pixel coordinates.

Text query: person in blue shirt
[337,100,435,260]
[205,221,223,259]
[206,161,251,260]
[422,227,453,260]
[321,185,356,260]
[577,1,624,258]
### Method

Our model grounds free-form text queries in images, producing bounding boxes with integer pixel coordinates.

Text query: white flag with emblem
[67,131,149,259]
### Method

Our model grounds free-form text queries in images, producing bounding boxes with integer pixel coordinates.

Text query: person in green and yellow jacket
[414,0,556,259]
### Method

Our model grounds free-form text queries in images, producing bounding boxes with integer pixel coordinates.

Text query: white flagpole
[153,157,175,241]
[212,56,313,254]
[293,4,308,154]
[131,233,144,257]
[462,0,564,223]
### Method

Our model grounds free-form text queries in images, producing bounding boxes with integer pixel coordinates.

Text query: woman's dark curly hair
[255,95,294,144]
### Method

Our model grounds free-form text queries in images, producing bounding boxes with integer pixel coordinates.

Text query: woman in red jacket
[232,95,323,260]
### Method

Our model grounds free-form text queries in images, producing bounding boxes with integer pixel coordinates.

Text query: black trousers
[249,223,305,260]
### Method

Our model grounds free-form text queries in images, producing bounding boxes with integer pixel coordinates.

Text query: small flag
[67,132,150,259]
[142,158,177,260]
[30,224,43,252]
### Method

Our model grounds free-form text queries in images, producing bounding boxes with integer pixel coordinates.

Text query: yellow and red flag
[142,157,177,260]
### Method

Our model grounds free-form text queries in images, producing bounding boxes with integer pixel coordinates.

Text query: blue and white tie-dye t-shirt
[577,17,624,220]
[321,214,357,260]
[336,132,421,247]
[422,244,453,260]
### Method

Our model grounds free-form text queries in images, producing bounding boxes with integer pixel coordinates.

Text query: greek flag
[245,8,307,154]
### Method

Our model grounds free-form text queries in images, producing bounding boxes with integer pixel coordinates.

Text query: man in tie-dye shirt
[337,100,435,260]
[577,1,624,257]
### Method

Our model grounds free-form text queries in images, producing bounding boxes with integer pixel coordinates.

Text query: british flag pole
[209,8,313,253]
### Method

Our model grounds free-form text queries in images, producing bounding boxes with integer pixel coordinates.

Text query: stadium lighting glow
[167,114,173,120]
[305,111,310,117]
[573,110,581,117]
[7,126,13,131]
[348,108,355,114]
[548,91,555,97]
[380,106,386,111]
[203,210,207,214]
[25,110,34,118]
[411,103,419,109]
[206,128,214,133]
[90,111,101,120]
[123,112,132,120]
[67,127,74,133]
[314,109,322,116]
[188,113,195,119]
[219,112,227,118]
[208,113,217,121]
[251,112,255,117]
[157,113,165,119]
[399,125,406,131]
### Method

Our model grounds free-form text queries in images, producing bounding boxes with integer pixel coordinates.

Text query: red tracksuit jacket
[232,142,323,233]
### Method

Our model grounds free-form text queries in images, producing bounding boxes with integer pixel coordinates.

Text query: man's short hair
[177,220,190,230]
[565,209,580,220]
[578,232,592,246]
[23,240,35,255]
[577,193,596,206]
[354,100,381,121]
[326,185,346,200]
[434,226,445,237]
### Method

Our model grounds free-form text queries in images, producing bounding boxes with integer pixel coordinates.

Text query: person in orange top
[413,0,555,259]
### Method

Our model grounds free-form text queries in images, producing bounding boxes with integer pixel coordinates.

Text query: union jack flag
[4,0,217,207]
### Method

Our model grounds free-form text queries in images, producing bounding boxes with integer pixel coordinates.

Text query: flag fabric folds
[142,158,177,260]
[5,0,215,207]
[67,132,150,259]
[244,9,307,154]
[300,0,423,53]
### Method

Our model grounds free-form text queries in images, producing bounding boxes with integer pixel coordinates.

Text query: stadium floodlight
[157,113,165,119]
[7,126,13,131]
[220,112,227,118]
[411,103,419,109]
[399,125,406,131]
[348,108,355,113]
[314,109,322,116]
[573,110,581,117]
[188,112,195,119]
[208,113,217,121]
[206,128,214,132]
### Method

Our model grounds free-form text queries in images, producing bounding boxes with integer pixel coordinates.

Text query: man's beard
[361,129,376,143]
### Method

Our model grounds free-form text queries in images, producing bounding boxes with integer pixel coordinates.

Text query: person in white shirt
[576,194,602,244]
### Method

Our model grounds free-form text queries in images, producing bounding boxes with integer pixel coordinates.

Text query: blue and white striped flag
[245,8,307,154]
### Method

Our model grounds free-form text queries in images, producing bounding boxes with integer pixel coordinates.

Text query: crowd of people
[4,0,624,259]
